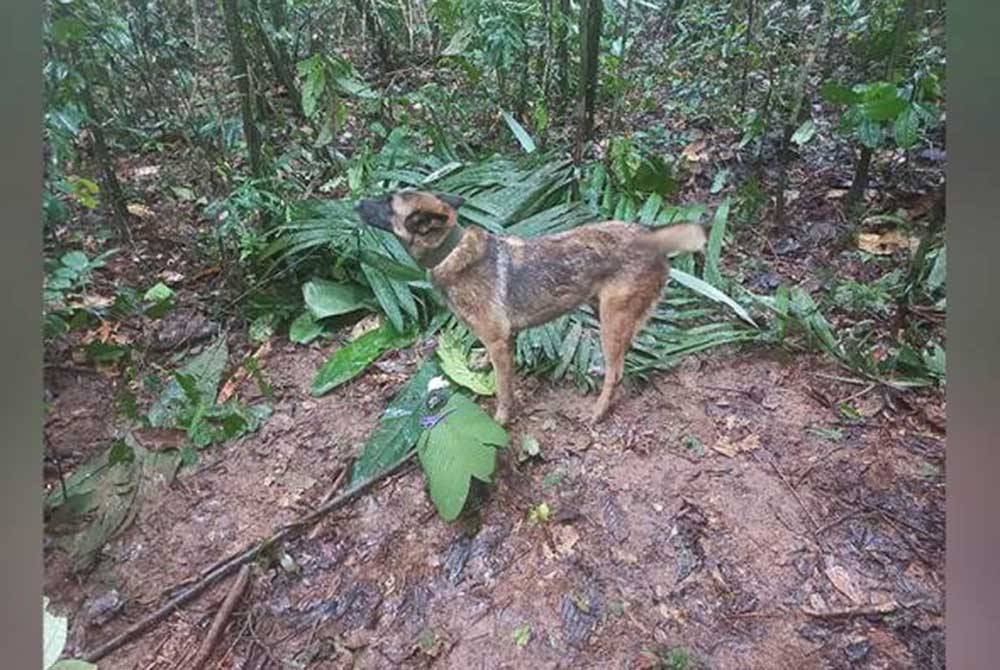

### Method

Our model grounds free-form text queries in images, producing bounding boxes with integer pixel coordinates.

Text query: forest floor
[43,107,946,668]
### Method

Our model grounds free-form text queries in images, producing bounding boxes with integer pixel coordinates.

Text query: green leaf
[418,393,508,521]
[351,360,444,484]
[441,27,473,56]
[893,105,920,148]
[249,314,277,343]
[61,250,89,271]
[860,84,907,121]
[436,330,496,396]
[50,661,98,670]
[148,338,229,428]
[298,55,326,118]
[289,311,323,344]
[43,597,68,670]
[926,245,946,292]
[821,82,861,105]
[501,111,537,154]
[670,269,757,327]
[311,322,415,396]
[703,198,730,288]
[302,279,371,319]
[791,119,817,146]
[710,169,730,194]
[143,282,174,302]
[359,250,425,282]
[857,118,884,149]
[512,623,532,647]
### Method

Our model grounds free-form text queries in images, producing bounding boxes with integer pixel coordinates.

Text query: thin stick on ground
[190,564,252,670]
[82,452,417,664]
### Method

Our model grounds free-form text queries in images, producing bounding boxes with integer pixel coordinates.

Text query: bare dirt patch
[44,342,944,669]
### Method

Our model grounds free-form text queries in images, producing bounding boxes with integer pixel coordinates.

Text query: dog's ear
[435,193,464,210]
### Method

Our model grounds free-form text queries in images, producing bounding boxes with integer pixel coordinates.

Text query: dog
[356,191,706,425]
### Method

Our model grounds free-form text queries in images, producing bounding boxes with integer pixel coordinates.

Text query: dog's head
[356,191,465,264]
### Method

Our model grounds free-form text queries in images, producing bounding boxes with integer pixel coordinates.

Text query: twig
[754,450,826,549]
[834,382,877,407]
[82,453,417,663]
[801,600,899,618]
[190,565,252,670]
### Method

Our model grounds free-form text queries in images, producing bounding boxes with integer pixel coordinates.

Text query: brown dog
[357,191,706,425]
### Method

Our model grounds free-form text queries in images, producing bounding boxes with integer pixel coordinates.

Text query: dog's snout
[356,197,393,231]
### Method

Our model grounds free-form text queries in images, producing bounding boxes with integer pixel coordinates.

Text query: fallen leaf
[216,340,272,404]
[824,563,862,604]
[825,189,848,200]
[69,294,114,310]
[711,433,760,458]
[681,139,708,162]
[132,165,161,178]
[349,314,382,340]
[126,203,155,218]
[158,270,185,284]
[857,230,919,256]
[552,524,580,557]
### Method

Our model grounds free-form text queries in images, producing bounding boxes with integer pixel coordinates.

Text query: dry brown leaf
[126,203,155,218]
[349,314,382,341]
[132,165,161,178]
[552,524,580,557]
[681,139,709,162]
[158,270,185,284]
[857,230,919,256]
[825,189,848,200]
[69,294,114,310]
[824,564,862,604]
[712,432,760,458]
[216,340,273,404]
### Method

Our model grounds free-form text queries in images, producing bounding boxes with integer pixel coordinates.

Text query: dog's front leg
[485,337,516,426]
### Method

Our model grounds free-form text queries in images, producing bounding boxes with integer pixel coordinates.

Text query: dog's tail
[639,223,707,255]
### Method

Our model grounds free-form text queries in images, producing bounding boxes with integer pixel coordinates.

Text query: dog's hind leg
[485,335,516,426]
[592,269,666,422]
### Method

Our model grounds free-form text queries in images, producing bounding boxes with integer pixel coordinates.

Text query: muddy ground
[44,332,945,669]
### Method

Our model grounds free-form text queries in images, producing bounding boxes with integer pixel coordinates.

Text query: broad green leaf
[703,198,730,288]
[670,269,757,327]
[350,360,444,484]
[857,118,884,149]
[302,279,371,319]
[436,330,496,395]
[441,27,473,56]
[926,245,946,292]
[143,282,174,302]
[61,250,89,271]
[51,661,98,670]
[148,338,229,428]
[821,82,861,105]
[860,84,907,122]
[791,119,817,146]
[289,311,323,344]
[501,111,537,154]
[417,393,508,521]
[893,105,920,148]
[311,323,415,396]
[43,597,67,670]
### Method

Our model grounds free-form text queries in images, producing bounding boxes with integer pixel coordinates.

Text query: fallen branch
[190,564,252,670]
[801,599,899,618]
[82,452,417,663]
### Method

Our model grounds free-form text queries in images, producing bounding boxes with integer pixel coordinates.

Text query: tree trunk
[556,0,571,112]
[79,75,133,244]
[222,0,264,177]
[351,0,393,76]
[607,0,633,138]
[573,0,603,164]
[249,0,301,113]
[774,0,830,227]
[845,145,873,215]
[737,0,755,115]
